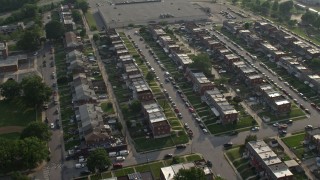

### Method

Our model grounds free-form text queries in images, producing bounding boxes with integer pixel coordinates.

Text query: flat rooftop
[98,0,208,28]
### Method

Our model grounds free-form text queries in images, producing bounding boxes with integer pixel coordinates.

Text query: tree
[190,53,212,77]
[314,17,320,29]
[18,137,49,169]
[146,71,155,82]
[20,75,52,107]
[261,0,271,15]
[93,34,100,41]
[17,29,41,51]
[76,0,89,13]
[245,134,257,144]
[0,79,21,100]
[80,28,86,37]
[71,9,82,24]
[301,10,318,25]
[86,148,111,173]
[288,19,297,27]
[20,122,51,141]
[232,0,238,5]
[45,20,65,40]
[272,0,279,12]
[279,0,294,17]
[10,172,31,180]
[243,22,251,29]
[174,167,206,180]
[20,4,38,18]
[129,100,142,112]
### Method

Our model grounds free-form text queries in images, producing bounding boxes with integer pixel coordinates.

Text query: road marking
[43,166,50,180]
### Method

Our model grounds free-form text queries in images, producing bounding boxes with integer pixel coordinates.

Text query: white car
[116,156,125,162]
[50,123,55,129]
[273,123,279,127]
[251,126,260,131]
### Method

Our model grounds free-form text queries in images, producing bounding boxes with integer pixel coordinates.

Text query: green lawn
[185,154,202,162]
[84,12,97,30]
[113,167,135,177]
[282,133,305,148]
[0,100,40,127]
[0,132,21,140]
[101,102,115,114]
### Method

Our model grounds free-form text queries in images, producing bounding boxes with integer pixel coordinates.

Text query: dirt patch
[0,126,24,134]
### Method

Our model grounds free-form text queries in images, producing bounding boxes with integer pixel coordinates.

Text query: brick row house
[107,29,171,138]
[246,140,293,180]
[202,89,238,124]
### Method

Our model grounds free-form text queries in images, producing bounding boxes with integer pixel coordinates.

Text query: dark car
[224,142,233,149]
[80,170,91,176]
[164,154,173,159]
[176,144,187,149]
[206,160,212,167]
[229,131,238,136]
[113,163,123,169]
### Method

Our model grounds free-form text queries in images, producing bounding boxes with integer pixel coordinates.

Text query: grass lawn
[282,133,305,148]
[134,136,174,152]
[84,12,97,30]
[0,100,40,127]
[101,102,115,114]
[258,105,306,122]
[101,172,112,178]
[0,132,21,140]
[185,154,202,162]
[207,115,254,135]
[113,167,135,177]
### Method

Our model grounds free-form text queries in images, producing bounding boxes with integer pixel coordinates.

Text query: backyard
[281,132,315,159]
[85,154,203,180]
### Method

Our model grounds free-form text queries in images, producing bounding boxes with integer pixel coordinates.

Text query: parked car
[164,154,173,158]
[224,142,233,149]
[176,144,187,149]
[305,125,313,130]
[113,163,123,169]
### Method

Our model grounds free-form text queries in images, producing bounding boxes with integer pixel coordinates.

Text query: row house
[305,128,320,152]
[274,30,297,46]
[185,22,207,38]
[306,48,320,59]
[258,84,291,114]
[259,42,278,55]
[149,25,166,40]
[224,53,240,67]
[66,50,85,74]
[118,55,134,67]
[0,42,8,59]
[277,56,312,80]
[306,75,320,93]
[215,48,232,59]
[75,103,110,145]
[270,51,287,61]
[292,41,311,56]
[186,68,214,95]
[246,140,293,180]
[72,73,97,105]
[160,163,213,180]
[206,40,223,50]
[203,89,238,124]
[158,35,180,53]
[171,52,193,70]
[64,32,83,51]
[123,63,140,76]
[222,20,244,35]
[245,74,264,86]
[237,29,262,47]
[116,48,130,57]
[0,22,24,35]
[131,77,153,101]
[254,21,278,37]
[142,100,171,138]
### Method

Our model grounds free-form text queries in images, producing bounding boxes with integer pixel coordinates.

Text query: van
[109,152,118,157]
[119,150,129,156]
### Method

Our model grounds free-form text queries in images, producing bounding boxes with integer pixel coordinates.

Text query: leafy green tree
[190,53,212,77]
[272,0,279,11]
[243,22,251,29]
[80,28,86,37]
[301,10,318,25]
[10,172,31,180]
[20,75,52,107]
[76,0,89,13]
[314,17,320,29]
[93,34,100,41]
[45,20,65,40]
[261,0,271,15]
[0,138,19,173]
[0,0,39,13]
[245,134,257,144]
[174,167,206,180]
[279,0,294,18]
[129,100,142,112]
[20,122,51,141]
[288,19,297,27]
[86,148,111,173]
[21,4,38,18]
[17,29,41,51]
[0,79,21,100]
[71,9,82,24]
[232,0,238,5]
[18,137,49,169]
[146,71,155,82]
